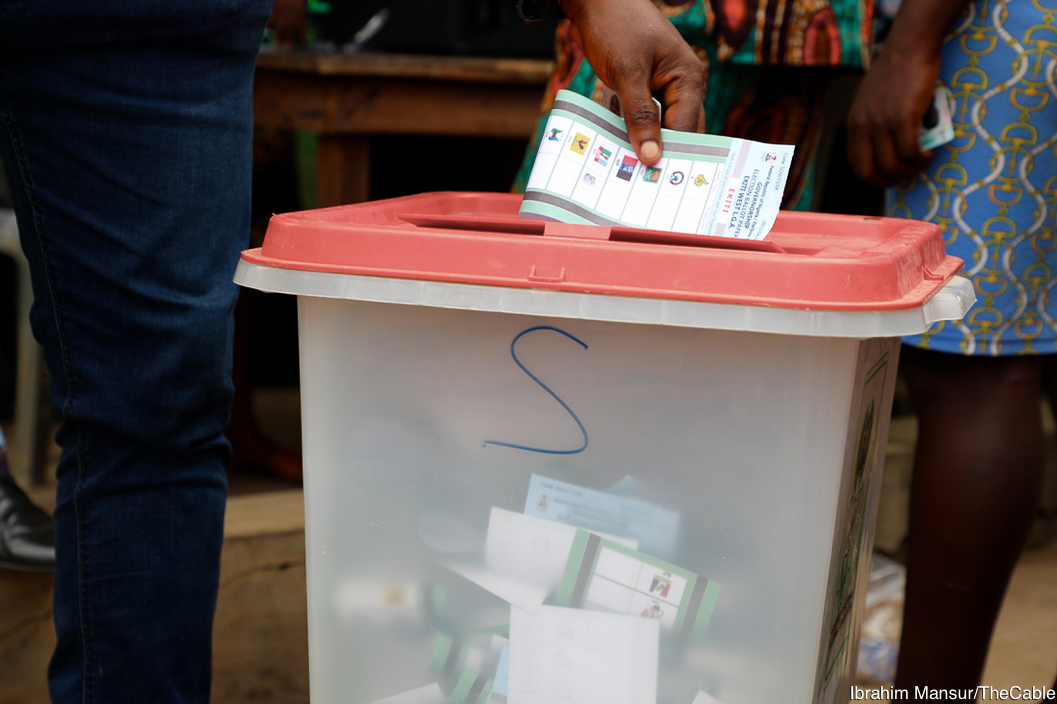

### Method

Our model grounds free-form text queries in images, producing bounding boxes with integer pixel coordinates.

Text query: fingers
[869,129,906,187]
[617,85,664,165]
[849,120,932,188]
[847,91,934,187]
[845,41,941,188]
[846,120,877,186]
[895,117,933,174]
[660,68,706,134]
[615,57,704,166]
[562,0,703,166]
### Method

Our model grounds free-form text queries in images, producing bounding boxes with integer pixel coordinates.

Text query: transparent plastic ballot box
[234,192,973,704]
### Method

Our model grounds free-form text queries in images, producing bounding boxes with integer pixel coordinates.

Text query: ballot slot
[397,213,787,254]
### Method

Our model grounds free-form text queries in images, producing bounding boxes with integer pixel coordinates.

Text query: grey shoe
[0,476,55,572]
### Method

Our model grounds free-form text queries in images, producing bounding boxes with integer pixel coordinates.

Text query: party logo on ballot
[569,132,591,155]
[650,572,672,598]
[617,155,638,181]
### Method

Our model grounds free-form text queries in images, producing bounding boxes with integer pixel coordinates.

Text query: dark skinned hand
[846,0,970,188]
[846,44,939,188]
[559,0,705,165]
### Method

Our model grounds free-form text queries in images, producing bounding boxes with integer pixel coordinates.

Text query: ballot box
[234,192,973,704]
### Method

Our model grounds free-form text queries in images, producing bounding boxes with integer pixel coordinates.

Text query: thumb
[616,86,663,166]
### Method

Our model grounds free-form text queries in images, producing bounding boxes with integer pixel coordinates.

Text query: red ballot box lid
[241,192,962,312]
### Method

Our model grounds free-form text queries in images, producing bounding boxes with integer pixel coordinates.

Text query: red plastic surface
[242,192,963,311]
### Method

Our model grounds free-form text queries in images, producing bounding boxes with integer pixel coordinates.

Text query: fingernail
[641,140,660,162]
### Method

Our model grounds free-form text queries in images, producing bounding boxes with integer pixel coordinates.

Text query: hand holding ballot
[522,90,793,240]
[845,44,939,188]
[557,0,705,165]
[845,0,969,187]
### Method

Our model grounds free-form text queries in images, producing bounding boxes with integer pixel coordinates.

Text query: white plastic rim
[234,259,976,339]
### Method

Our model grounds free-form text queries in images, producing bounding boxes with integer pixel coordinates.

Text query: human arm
[557,0,705,165]
[846,0,971,187]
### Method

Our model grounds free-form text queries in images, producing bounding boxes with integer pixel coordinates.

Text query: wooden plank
[256,51,554,85]
[254,73,328,130]
[0,490,312,704]
[254,74,544,138]
[0,571,54,704]
[212,531,309,704]
[224,488,305,540]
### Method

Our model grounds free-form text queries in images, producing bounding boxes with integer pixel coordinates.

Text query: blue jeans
[0,1,271,701]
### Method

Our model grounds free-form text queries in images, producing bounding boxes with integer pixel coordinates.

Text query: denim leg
[0,2,271,701]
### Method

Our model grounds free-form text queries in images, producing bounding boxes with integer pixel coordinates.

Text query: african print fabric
[514,0,872,209]
[709,0,872,67]
[895,0,1057,355]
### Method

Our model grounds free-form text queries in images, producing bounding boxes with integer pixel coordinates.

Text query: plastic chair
[0,208,48,485]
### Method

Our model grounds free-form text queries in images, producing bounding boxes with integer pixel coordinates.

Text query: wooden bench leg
[316,136,370,207]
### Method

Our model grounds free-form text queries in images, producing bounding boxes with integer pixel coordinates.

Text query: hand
[845,0,970,188]
[559,0,705,165]
[846,44,939,188]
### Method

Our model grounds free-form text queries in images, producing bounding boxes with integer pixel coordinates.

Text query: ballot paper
[920,84,955,151]
[450,669,493,704]
[441,507,640,616]
[485,507,638,595]
[508,605,660,704]
[689,692,726,704]
[364,683,448,704]
[441,561,550,615]
[524,474,678,558]
[487,646,509,704]
[450,635,509,704]
[476,505,716,636]
[521,89,795,240]
[431,632,509,704]
[557,529,719,637]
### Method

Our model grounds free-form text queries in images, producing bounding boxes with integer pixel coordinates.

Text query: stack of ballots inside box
[360,473,722,704]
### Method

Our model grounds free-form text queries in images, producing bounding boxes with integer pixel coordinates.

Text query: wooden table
[253,51,554,206]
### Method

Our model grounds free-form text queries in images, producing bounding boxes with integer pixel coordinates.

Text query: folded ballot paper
[364,683,448,704]
[521,89,794,241]
[525,474,679,559]
[474,504,717,637]
[509,605,660,704]
[555,529,719,637]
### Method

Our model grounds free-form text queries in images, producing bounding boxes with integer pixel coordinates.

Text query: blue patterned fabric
[894,0,1057,355]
